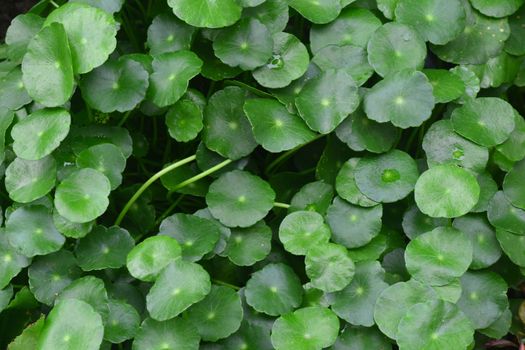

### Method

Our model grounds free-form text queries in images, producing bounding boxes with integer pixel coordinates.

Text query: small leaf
[75,226,134,271]
[363,69,435,128]
[166,99,203,143]
[495,228,525,267]
[335,158,379,207]
[76,143,126,190]
[451,97,515,147]
[470,0,523,18]
[206,170,276,228]
[5,156,56,203]
[56,276,109,321]
[147,51,202,107]
[126,236,182,282]
[0,68,32,110]
[405,226,473,285]
[146,260,211,321]
[271,307,339,350]
[6,205,65,258]
[288,0,341,24]
[503,159,525,209]
[278,211,331,255]
[147,13,195,55]
[44,2,117,74]
[5,13,44,63]
[312,45,373,86]
[54,168,111,223]
[245,263,303,316]
[104,299,140,344]
[414,164,480,218]
[37,299,104,350]
[305,242,355,292]
[185,285,243,341]
[21,22,74,107]
[132,317,200,350]
[423,69,466,103]
[224,220,272,266]
[488,191,525,235]
[244,98,316,153]
[0,234,30,290]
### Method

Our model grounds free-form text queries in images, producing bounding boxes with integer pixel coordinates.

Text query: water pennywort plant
[1,0,525,349]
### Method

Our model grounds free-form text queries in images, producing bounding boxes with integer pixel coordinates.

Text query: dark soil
[0,0,38,40]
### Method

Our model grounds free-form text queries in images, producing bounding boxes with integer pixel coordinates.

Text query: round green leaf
[76,143,126,190]
[133,317,200,350]
[224,220,272,266]
[422,119,489,173]
[453,214,501,269]
[405,226,473,285]
[450,65,480,102]
[451,97,515,147]
[28,250,82,305]
[431,2,510,64]
[332,326,392,350]
[374,279,437,339]
[271,306,339,350]
[395,0,466,45]
[104,299,140,344]
[21,22,74,107]
[158,213,220,262]
[203,87,257,160]
[488,191,525,235]
[278,211,331,255]
[0,233,30,290]
[146,260,211,321]
[335,158,378,207]
[363,69,435,128]
[505,6,525,55]
[213,18,273,70]
[185,285,243,341]
[472,172,498,213]
[44,3,117,74]
[166,99,203,143]
[305,242,355,292]
[206,170,275,228]
[335,108,400,154]
[126,236,182,282]
[168,0,242,28]
[397,299,474,350]
[326,197,382,248]
[503,159,525,209]
[147,51,202,108]
[147,14,196,55]
[75,225,134,271]
[496,228,525,266]
[457,271,508,329]
[245,263,303,316]
[414,164,480,218]
[367,23,426,77]
[5,13,44,63]
[354,150,418,203]
[12,107,70,161]
[402,204,449,240]
[288,0,341,24]
[0,68,32,110]
[38,299,103,350]
[252,32,309,89]
[423,69,466,103]
[295,69,359,134]
[312,45,373,86]
[54,168,111,223]
[5,156,56,203]
[56,276,109,321]
[6,205,65,258]
[80,56,149,113]
[331,261,389,326]
[470,0,524,17]
[309,8,382,53]
[69,0,124,14]
[244,98,316,153]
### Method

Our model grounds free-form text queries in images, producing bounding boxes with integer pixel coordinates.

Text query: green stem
[50,0,59,8]
[168,159,233,192]
[274,202,290,209]
[212,279,241,291]
[266,134,325,175]
[115,155,197,226]
[224,80,273,98]
[117,110,133,127]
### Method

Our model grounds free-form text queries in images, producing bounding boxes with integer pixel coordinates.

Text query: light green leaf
[56,276,109,321]
[288,0,341,24]
[0,68,32,110]
[305,242,354,292]
[76,143,126,190]
[503,159,525,209]
[224,220,272,266]
[132,317,200,350]
[146,260,211,321]
[414,164,480,218]
[470,0,524,17]
[147,14,196,55]
[104,299,140,344]
[5,13,44,63]
[488,191,525,235]
[5,156,56,203]
[423,69,466,103]
[495,228,525,266]
[168,0,242,28]
[0,233,30,290]
[166,99,203,143]
[335,158,379,207]
[278,211,331,255]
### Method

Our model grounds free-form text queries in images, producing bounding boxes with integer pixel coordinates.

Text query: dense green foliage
[1,0,525,349]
